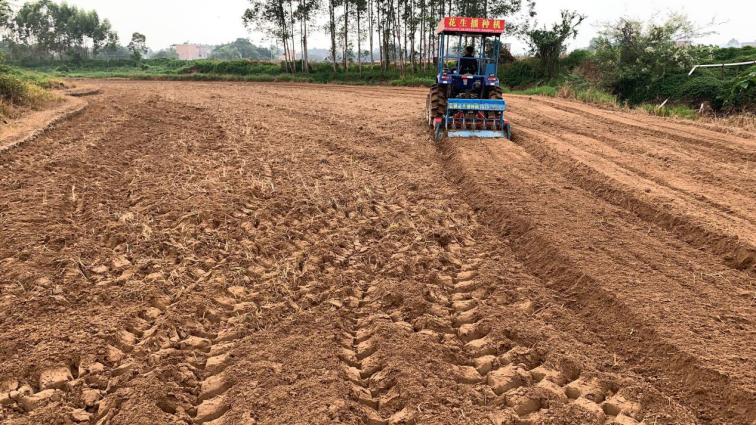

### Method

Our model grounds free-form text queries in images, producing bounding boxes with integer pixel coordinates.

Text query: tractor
[426,17,511,141]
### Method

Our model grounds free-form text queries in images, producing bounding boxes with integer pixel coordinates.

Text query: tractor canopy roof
[436,17,505,35]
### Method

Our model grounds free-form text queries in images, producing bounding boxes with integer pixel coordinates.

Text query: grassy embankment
[19,58,436,87]
[0,66,64,121]
[14,58,681,117]
[503,85,700,120]
[501,47,756,121]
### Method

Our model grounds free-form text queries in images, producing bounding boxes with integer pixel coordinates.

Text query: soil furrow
[509,94,756,157]
[441,138,756,424]
[508,124,756,274]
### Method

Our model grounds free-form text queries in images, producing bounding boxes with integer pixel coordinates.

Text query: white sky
[52,0,756,54]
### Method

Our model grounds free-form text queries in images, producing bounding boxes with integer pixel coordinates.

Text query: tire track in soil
[94,290,240,425]
[205,86,496,423]
[227,84,689,424]
[158,91,426,423]
[504,98,756,246]
[268,87,756,278]
[0,90,335,424]
[92,105,360,425]
[508,98,756,174]
[503,97,756,277]
[3,93,201,421]
[423,250,645,425]
[224,90,430,425]
[1,92,228,424]
[339,282,413,425]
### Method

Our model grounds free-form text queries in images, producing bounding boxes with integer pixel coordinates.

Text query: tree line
[0,0,120,61]
[0,0,546,74]
[207,38,278,61]
[0,0,589,82]
[150,39,277,61]
[243,0,535,75]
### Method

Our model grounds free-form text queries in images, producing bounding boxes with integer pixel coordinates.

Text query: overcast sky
[53,0,756,53]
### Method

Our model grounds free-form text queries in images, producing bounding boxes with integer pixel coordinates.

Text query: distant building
[675,40,692,47]
[742,42,756,47]
[173,44,212,60]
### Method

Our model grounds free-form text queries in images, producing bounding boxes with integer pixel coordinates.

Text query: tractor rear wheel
[486,86,511,139]
[486,86,504,120]
[486,86,503,100]
[427,84,447,128]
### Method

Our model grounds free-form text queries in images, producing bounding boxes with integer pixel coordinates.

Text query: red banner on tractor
[436,17,505,34]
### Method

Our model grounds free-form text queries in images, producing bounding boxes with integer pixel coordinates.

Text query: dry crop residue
[0,80,753,424]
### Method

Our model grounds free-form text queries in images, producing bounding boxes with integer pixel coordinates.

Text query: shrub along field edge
[0,67,64,120]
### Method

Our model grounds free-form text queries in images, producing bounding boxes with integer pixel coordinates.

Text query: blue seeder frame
[436,99,511,140]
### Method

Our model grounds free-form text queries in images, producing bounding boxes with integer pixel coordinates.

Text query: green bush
[506,86,558,97]
[572,87,618,105]
[561,49,593,71]
[707,46,756,64]
[388,77,434,87]
[0,73,29,104]
[646,74,688,100]
[640,104,696,120]
[178,60,282,75]
[723,69,756,109]
[0,70,58,112]
[497,51,592,90]
[499,58,545,88]
[675,74,726,105]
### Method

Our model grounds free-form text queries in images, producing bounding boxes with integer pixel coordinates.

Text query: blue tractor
[426,17,511,141]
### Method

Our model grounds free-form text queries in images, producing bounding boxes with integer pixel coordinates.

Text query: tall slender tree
[244,0,296,73]
[328,0,338,71]
[296,0,319,73]
[342,0,350,75]
[355,0,367,74]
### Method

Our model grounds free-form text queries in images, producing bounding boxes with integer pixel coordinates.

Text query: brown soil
[0,81,754,425]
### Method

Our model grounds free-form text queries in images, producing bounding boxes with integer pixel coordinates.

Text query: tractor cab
[427,17,511,140]
[436,17,503,95]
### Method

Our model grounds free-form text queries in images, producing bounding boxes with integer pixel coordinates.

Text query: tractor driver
[458,46,478,75]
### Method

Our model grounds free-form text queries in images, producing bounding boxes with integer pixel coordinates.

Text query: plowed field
[1,81,754,424]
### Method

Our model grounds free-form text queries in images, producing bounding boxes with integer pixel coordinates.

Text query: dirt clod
[39,367,73,391]
[20,389,60,412]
